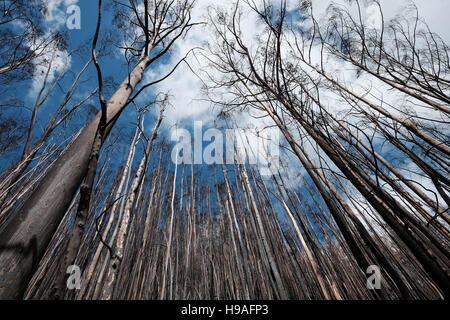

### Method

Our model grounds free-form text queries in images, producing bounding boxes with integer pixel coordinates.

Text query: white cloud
[28,0,78,97]
[29,49,71,97]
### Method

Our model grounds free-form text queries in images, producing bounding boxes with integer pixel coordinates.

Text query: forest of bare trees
[0,0,448,301]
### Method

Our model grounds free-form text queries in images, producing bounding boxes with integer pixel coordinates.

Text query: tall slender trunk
[101,106,164,299]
